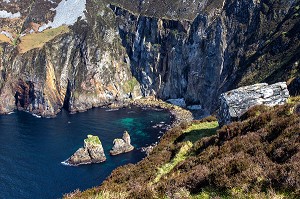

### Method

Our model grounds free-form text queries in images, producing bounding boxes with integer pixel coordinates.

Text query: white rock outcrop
[218,82,290,126]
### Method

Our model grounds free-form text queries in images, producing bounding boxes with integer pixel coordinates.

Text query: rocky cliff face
[0,0,299,116]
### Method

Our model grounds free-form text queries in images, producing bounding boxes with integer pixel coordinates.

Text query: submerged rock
[218,82,290,126]
[66,135,106,166]
[110,131,134,155]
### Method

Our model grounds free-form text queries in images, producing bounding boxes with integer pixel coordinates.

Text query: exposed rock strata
[218,82,290,126]
[66,135,106,166]
[110,131,134,155]
[0,0,299,117]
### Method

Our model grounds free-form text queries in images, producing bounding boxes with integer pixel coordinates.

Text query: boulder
[218,82,290,126]
[110,131,134,155]
[66,135,106,166]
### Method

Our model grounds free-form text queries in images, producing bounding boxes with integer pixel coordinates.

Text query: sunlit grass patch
[182,121,219,143]
[84,135,101,146]
[0,34,11,44]
[154,141,193,183]
[287,96,300,104]
[18,26,69,53]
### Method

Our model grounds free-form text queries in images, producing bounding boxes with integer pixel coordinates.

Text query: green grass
[84,135,101,146]
[123,77,139,93]
[154,141,193,183]
[287,96,300,104]
[182,121,219,143]
[190,187,291,199]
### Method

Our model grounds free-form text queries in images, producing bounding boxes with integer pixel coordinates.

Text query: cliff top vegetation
[84,135,102,146]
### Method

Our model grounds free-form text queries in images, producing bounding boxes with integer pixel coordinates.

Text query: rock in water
[66,135,106,166]
[110,131,134,155]
[218,82,290,126]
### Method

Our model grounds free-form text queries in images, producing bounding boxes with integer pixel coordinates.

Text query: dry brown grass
[18,26,69,53]
[0,34,11,44]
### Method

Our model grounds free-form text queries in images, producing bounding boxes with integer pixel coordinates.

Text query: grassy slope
[0,34,11,44]
[65,97,300,199]
[18,26,69,53]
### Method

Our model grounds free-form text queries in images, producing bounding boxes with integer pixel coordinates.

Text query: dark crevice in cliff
[14,79,35,109]
[63,80,71,111]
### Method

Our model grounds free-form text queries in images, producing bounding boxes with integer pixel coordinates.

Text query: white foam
[39,0,86,32]
[61,160,74,166]
[32,113,41,118]
[7,111,14,115]
[105,108,119,112]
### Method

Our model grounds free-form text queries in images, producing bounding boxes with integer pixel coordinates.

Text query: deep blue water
[0,107,172,199]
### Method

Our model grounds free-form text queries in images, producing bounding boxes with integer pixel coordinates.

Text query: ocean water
[0,107,172,199]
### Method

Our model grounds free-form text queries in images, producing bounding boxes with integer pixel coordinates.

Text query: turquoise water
[0,107,172,198]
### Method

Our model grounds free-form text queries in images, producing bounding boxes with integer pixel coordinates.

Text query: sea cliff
[0,0,299,117]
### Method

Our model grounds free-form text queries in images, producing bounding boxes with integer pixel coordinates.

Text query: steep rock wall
[0,0,299,116]
[0,0,141,116]
[113,0,300,113]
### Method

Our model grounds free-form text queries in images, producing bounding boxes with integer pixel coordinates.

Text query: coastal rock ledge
[65,135,106,166]
[218,82,290,126]
[110,131,134,155]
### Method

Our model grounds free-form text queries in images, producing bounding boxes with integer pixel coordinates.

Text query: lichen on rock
[110,131,134,155]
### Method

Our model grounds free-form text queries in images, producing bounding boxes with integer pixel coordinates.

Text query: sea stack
[110,131,134,155]
[66,135,106,166]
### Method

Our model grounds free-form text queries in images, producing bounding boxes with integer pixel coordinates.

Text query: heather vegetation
[66,97,300,199]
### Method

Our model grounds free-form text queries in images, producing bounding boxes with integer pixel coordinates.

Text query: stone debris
[218,82,290,126]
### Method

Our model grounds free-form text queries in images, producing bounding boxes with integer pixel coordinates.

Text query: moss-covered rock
[66,135,106,166]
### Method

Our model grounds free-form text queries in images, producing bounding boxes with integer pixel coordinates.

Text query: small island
[65,135,106,166]
[110,131,134,155]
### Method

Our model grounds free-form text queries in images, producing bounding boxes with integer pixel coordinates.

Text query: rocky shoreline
[106,97,194,156]
[2,97,194,125]
[62,98,193,165]
[106,97,194,126]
